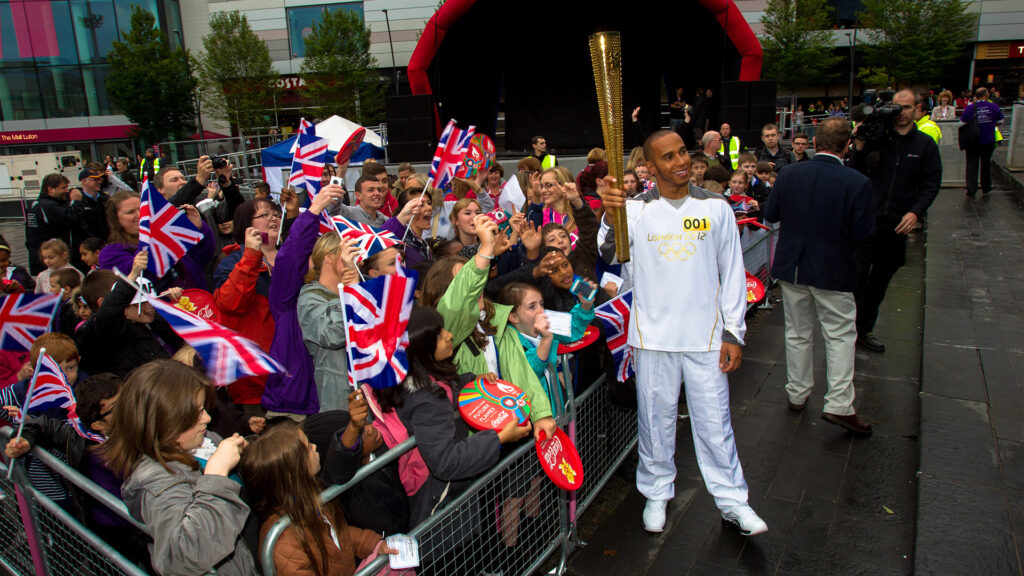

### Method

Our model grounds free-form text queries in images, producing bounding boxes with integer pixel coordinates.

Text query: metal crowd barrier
[0,426,151,576]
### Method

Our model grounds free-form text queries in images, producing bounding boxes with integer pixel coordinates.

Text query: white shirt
[623,191,747,352]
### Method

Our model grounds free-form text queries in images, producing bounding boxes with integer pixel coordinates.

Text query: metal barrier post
[5,459,50,576]
[759,224,776,310]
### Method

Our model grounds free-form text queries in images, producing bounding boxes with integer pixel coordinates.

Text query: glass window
[164,0,182,44]
[70,0,118,63]
[82,65,118,115]
[0,0,79,66]
[286,2,363,59]
[0,68,44,120]
[113,0,157,36]
[38,66,88,117]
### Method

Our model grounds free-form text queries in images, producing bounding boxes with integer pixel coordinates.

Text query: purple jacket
[263,210,320,414]
[97,221,216,291]
[381,216,433,268]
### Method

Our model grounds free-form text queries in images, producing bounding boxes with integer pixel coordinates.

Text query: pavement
[567,167,1024,575]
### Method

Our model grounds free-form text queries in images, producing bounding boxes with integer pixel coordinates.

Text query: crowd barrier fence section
[0,427,151,576]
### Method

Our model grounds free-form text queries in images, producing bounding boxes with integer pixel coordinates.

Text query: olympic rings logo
[658,242,696,261]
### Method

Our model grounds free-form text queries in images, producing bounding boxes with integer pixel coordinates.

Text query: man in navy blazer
[764,118,875,436]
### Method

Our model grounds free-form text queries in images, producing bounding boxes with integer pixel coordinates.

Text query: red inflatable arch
[406,0,763,132]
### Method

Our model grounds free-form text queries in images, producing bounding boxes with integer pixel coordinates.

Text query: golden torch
[588,31,629,263]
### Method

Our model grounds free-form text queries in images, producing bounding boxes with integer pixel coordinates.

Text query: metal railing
[0,427,151,576]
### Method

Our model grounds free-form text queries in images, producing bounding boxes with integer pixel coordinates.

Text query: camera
[211,156,229,170]
[850,90,902,144]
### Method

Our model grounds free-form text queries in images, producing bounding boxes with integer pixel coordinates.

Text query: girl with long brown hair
[100,360,254,575]
[242,420,395,576]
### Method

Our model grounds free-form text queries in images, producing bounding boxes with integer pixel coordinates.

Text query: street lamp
[846,29,857,110]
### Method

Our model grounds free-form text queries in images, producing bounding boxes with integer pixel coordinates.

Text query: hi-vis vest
[541,154,557,170]
[140,158,160,178]
[915,116,941,144]
[717,136,741,170]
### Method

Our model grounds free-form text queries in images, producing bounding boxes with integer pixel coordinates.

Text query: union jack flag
[0,293,60,352]
[427,119,475,191]
[147,296,285,386]
[289,129,330,200]
[595,290,634,382]
[341,272,416,389]
[20,354,104,442]
[332,216,402,263]
[139,178,204,277]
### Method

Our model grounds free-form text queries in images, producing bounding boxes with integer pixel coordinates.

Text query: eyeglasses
[253,212,281,221]
[540,182,560,190]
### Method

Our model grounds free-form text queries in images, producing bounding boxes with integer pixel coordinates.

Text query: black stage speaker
[386,95,435,162]
[720,80,778,146]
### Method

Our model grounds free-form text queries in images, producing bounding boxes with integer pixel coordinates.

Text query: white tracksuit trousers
[634,348,749,512]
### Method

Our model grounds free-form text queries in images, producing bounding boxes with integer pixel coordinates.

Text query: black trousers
[855,228,907,335]
[965,143,996,195]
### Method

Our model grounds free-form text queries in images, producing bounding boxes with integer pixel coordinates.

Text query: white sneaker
[642,499,668,532]
[721,505,768,536]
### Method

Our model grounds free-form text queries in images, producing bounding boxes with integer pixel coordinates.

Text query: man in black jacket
[850,89,941,352]
[765,118,875,436]
[24,174,84,275]
[116,157,139,192]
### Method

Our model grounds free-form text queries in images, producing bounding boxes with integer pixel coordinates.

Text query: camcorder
[851,90,903,144]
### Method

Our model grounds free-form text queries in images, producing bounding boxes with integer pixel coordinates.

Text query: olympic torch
[588,31,629,263]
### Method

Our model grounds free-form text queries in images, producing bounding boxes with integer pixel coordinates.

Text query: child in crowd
[321,389,410,535]
[100,359,255,576]
[752,161,774,204]
[690,154,709,189]
[0,333,83,514]
[374,307,532,552]
[420,216,557,441]
[72,286,92,324]
[35,239,83,294]
[0,234,34,293]
[738,152,758,182]
[4,372,151,568]
[243,419,397,576]
[73,253,185,377]
[78,237,104,271]
[499,281,595,408]
[50,268,82,337]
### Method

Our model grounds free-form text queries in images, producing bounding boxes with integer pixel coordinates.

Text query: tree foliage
[196,11,279,135]
[859,0,975,86]
[760,0,841,92]
[299,8,383,125]
[106,6,196,144]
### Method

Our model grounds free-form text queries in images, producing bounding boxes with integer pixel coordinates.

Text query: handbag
[958,117,979,150]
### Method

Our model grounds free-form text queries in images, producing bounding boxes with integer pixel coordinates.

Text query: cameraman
[850,89,941,353]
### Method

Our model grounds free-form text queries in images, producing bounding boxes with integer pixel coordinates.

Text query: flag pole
[337,283,361,391]
[7,349,46,480]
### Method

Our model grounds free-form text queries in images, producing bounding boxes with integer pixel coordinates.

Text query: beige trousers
[780,281,858,416]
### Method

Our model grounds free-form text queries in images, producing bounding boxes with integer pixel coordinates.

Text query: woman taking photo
[243,420,396,576]
[213,197,282,408]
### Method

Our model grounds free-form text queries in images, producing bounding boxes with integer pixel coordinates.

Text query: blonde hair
[406,173,442,208]
[306,233,344,283]
[586,147,606,164]
[625,146,645,173]
[450,177,480,200]
[539,168,576,232]
[40,238,69,257]
[938,90,954,105]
